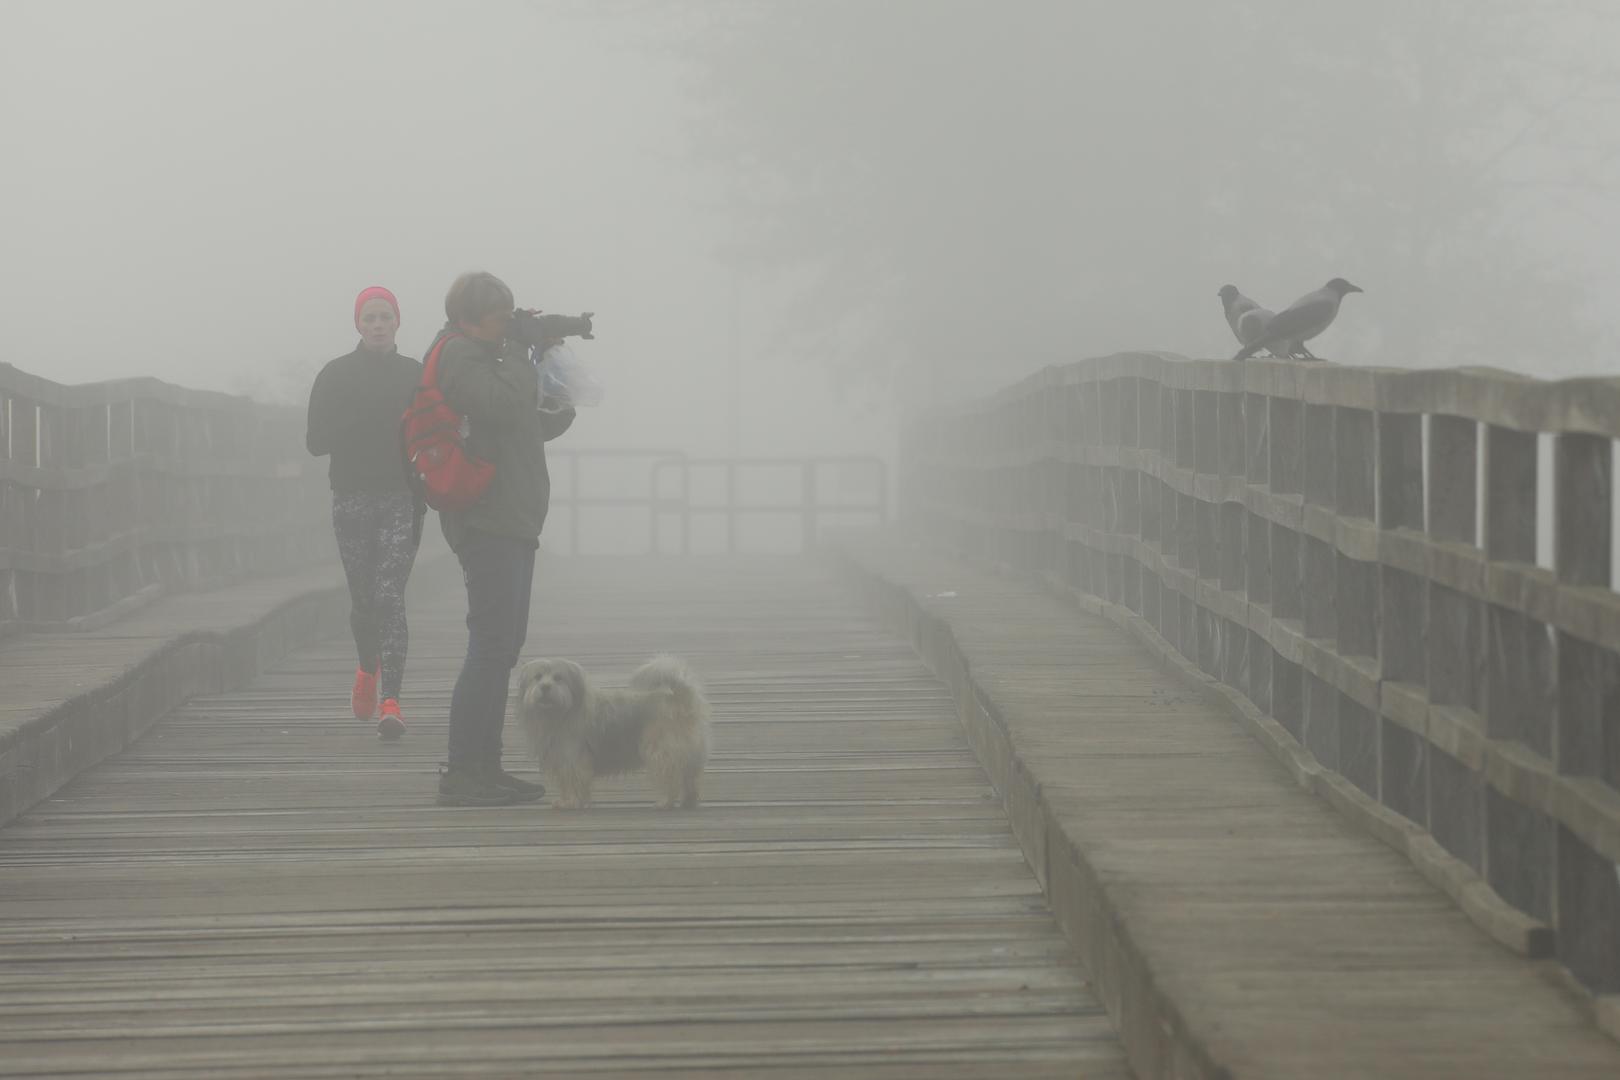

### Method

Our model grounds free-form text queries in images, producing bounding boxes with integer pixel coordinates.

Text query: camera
[508,309,595,349]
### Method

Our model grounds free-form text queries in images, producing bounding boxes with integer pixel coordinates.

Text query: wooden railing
[902,352,1620,994]
[546,448,889,555]
[0,363,330,635]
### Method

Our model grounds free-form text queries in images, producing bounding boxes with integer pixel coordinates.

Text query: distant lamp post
[729,268,741,458]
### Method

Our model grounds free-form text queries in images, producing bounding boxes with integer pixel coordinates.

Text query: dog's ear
[517,659,549,710]
[561,660,590,710]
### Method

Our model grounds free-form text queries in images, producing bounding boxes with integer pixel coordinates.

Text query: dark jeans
[447,530,537,771]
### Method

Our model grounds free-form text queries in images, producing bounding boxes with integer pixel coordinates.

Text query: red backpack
[401,331,495,512]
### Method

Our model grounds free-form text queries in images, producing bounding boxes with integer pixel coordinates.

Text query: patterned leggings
[332,493,420,700]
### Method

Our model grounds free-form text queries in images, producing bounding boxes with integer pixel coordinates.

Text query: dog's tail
[632,655,711,805]
[631,656,711,751]
[628,654,706,713]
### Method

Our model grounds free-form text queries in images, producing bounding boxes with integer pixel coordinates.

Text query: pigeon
[1232,278,1363,362]
[1217,285,1278,354]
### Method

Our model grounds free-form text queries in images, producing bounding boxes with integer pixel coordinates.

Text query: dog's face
[518,658,588,720]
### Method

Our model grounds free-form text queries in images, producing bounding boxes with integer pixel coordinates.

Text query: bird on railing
[1217,285,1284,357]
[1232,278,1364,361]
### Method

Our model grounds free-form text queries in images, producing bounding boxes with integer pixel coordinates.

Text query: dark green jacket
[431,327,575,550]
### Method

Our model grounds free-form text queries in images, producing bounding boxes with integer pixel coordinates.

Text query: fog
[5,0,1619,464]
[1,0,852,461]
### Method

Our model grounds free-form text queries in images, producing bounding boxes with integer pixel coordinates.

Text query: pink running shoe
[351,667,378,720]
[377,698,406,741]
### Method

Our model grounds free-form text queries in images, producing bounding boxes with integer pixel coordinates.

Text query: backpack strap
[420,329,464,388]
[401,330,467,504]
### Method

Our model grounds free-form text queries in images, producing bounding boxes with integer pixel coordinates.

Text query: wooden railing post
[1484,427,1536,563]
[1479,424,1556,923]
[1374,405,1428,830]
[1427,416,1477,544]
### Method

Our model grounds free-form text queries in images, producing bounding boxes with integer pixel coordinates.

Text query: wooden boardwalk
[837,537,1620,1079]
[0,556,1127,1078]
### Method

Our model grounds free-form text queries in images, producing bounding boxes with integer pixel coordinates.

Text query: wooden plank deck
[0,555,1127,1078]
[1,556,382,830]
[835,536,1620,1080]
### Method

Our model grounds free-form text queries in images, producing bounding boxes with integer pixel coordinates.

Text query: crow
[1217,284,1277,354]
[1232,278,1363,362]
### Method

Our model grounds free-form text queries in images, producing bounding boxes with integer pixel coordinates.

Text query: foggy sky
[678,0,1620,402]
[2,0,857,461]
[4,0,1618,465]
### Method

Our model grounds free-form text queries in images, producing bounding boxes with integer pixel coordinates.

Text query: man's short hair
[445,272,515,325]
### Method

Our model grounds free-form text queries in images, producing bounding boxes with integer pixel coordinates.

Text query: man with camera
[428,271,584,807]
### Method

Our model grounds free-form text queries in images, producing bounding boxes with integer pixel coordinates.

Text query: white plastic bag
[536,344,604,412]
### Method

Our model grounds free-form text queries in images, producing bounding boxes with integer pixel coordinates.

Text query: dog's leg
[556,784,595,810]
[547,749,596,810]
[681,769,701,809]
[655,774,681,811]
[551,765,585,810]
[646,748,687,810]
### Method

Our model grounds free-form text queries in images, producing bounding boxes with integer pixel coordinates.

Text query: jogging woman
[306,285,425,739]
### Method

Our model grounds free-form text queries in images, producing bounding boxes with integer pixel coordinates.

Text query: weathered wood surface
[0,561,354,826]
[902,352,1620,996]
[836,533,1620,1080]
[0,564,344,736]
[0,555,1127,1078]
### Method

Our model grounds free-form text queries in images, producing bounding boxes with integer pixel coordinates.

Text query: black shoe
[437,766,525,807]
[485,767,546,802]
